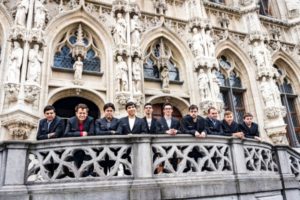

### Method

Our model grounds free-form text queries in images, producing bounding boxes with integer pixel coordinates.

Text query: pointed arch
[215,40,264,123]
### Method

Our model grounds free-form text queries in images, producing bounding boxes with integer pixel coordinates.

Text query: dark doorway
[53,97,100,119]
[152,103,182,120]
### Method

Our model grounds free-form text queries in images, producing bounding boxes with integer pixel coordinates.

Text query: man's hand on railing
[195,131,206,138]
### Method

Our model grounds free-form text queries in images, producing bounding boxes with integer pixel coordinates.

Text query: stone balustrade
[0,135,300,200]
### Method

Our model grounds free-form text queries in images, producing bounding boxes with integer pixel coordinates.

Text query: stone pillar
[275,146,300,200]
[130,136,161,200]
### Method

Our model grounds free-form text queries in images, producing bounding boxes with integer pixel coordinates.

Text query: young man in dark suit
[221,111,244,139]
[36,105,64,140]
[205,107,223,135]
[181,104,206,138]
[64,103,94,137]
[143,103,158,134]
[239,113,262,141]
[157,103,181,135]
[95,103,120,135]
[117,102,147,134]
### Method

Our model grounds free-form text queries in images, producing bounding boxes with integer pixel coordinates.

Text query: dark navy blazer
[36,116,64,140]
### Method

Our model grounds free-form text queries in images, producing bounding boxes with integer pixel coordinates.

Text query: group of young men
[36,102,261,141]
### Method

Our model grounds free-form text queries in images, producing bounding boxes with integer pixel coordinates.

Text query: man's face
[44,109,56,121]
[104,107,114,119]
[144,105,153,115]
[208,109,218,120]
[163,105,173,117]
[76,108,88,122]
[224,114,234,124]
[189,109,198,119]
[244,116,253,126]
[127,105,136,117]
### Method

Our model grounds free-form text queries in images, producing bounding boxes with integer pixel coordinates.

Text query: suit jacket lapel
[161,117,168,129]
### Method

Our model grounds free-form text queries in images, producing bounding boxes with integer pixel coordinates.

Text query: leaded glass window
[275,65,300,146]
[53,24,101,73]
[217,55,246,123]
[259,0,272,16]
[209,0,225,4]
[143,38,180,81]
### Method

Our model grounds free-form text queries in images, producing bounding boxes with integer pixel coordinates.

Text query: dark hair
[207,107,217,114]
[44,105,55,113]
[162,103,173,109]
[75,103,89,112]
[103,103,115,111]
[189,104,198,111]
[144,103,152,108]
[125,102,136,110]
[243,113,253,119]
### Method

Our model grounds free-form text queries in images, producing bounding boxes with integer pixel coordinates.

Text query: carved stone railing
[0,135,300,200]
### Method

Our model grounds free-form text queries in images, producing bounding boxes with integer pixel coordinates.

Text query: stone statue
[252,41,272,70]
[260,77,274,107]
[191,27,205,58]
[205,29,215,57]
[269,79,281,107]
[211,69,221,99]
[34,0,47,29]
[286,0,300,12]
[161,66,169,90]
[73,57,83,82]
[115,55,128,92]
[15,0,29,27]
[27,44,43,84]
[132,57,141,93]
[130,14,141,46]
[7,41,23,83]
[113,13,127,45]
[198,69,210,100]
[188,0,200,19]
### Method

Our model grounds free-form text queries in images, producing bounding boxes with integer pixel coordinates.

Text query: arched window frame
[143,38,182,84]
[52,24,102,75]
[217,55,246,123]
[274,63,300,147]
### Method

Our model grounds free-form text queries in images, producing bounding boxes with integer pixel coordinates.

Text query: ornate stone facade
[0,0,299,146]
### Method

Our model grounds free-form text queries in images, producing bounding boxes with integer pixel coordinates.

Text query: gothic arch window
[53,24,101,73]
[274,64,300,146]
[143,38,180,82]
[217,55,246,123]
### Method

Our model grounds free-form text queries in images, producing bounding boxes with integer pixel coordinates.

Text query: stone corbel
[24,84,41,103]
[112,0,128,14]
[256,67,279,79]
[265,124,288,145]
[28,29,45,44]
[264,106,287,119]
[9,26,26,41]
[114,44,130,57]
[249,31,269,43]
[199,99,223,115]
[4,83,20,103]
[194,57,218,71]
[1,113,37,140]
[188,17,210,30]
[115,92,131,106]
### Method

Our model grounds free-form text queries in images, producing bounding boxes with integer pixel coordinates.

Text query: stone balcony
[0,135,300,200]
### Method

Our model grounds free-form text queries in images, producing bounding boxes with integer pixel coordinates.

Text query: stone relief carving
[24,84,40,103]
[2,116,36,140]
[6,41,23,84]
[27,44,43,84]
[115,55,128,92]
[4,83,20,103]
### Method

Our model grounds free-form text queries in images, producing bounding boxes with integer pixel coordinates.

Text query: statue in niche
[286,0,300,12]
[15,0,29,27]
[132,57,141,93]
[160,66,169,90]
[211,69,221,99]
[113,12,127,45]
[198,69,210,100]
[7,41,23,84]
[27,44,43,84]
[34,0,47,29]
[73,57,83,82]
[188,0,201,19]
[269,79,281,107]
[205,29,215,57]
[115,55,128,92]
[260,77,274,107]
[191,27,205,58]
[252,41,272,70]
[130,14,141,46]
